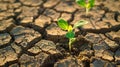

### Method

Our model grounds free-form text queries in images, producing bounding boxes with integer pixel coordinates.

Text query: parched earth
[0,0,120,67]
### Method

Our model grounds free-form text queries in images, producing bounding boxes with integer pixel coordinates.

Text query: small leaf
[68,25,73,32]
[66,31,75,39]
[86,3,91,9]
[57,19,68,30]
[89,0,95,8]
[76,0,86,7]
[73,20,88,29]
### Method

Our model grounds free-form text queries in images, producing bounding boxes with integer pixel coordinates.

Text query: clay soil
[0,0,120,67]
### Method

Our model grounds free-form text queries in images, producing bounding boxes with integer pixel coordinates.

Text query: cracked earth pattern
[0,0,120,67]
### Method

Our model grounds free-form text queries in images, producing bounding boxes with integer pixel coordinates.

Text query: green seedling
[57,19,88,51]
[76,0,95,15]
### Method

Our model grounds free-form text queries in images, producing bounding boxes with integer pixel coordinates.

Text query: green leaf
[73,20,88,29]
[66,31,75,39]
[57,19,69,30]
[89,0,95,8]
[76,0,86,7]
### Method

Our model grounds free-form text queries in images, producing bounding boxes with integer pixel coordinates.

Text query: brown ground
[0,0,120,67]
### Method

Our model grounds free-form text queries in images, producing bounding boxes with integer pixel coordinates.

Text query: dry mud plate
[0,0,120,67]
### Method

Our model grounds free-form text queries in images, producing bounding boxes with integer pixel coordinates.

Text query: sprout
[76,0,95,15]
[57,18,88,51]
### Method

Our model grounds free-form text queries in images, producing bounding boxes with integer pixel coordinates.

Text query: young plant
[57,19,88,51]
[76,0,95,15]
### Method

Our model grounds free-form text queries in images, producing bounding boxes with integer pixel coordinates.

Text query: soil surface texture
[0,0,120,67]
